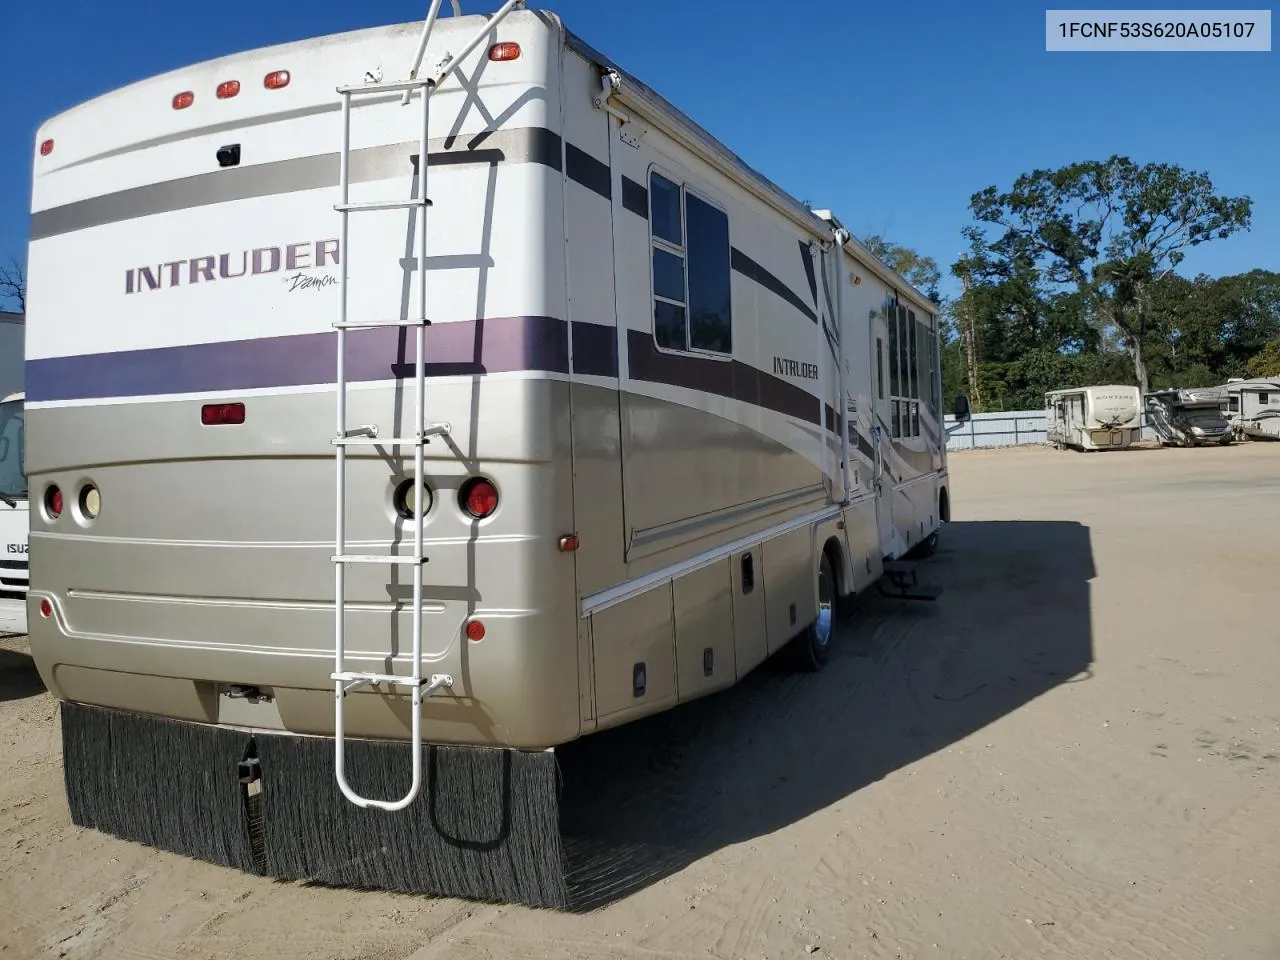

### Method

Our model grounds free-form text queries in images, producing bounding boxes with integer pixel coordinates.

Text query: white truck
[0,391,27,635]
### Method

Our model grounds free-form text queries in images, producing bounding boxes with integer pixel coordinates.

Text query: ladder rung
[335,198,433,213]
[332,555,428,565]
[334,318,430,329]
[332,425,450,446]
[331,671,426,688]
[337,77,436,95]
[333,436,426,446]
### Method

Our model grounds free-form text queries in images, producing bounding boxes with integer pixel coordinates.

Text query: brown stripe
[626,330,820,425]
[571,322,617,377]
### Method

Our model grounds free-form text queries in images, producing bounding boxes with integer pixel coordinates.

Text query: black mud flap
[259,734,566,907]
[59,701,568,909]
[61,700,260,873]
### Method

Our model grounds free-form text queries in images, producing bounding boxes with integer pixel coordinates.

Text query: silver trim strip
[581,503,841,618]
[30,126,561,241]
[628,482,826,554]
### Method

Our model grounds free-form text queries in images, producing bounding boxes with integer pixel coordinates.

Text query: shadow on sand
[0,642,46,703]
[555,519,1095,911]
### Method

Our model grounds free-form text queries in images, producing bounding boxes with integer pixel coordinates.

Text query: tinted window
[876,338,885,399]
[908,309,919,399]
[887,306,900,396]
[649,173,682,246]
[654,300,687,351]
[685,194,732,353]
[652,248,685,302]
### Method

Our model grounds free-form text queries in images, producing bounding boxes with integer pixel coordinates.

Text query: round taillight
[393,478,433,520]
[465,620,486,642]
[80,483,101,520]
[459,478,499,519]
[45,485,63,519]
[39,598,53,620]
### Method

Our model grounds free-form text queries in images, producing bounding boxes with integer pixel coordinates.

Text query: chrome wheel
[814,552,834,649]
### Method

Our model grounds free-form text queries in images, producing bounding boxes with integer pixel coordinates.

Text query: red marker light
[39,599,53,620]
[45,485,63,519]
[558,534,579,552]
[465,620,486,642]
[217,80,241,99]
[264,70,291,90]
[201,402,246,425]
[488,42,521,62]
[460,478,499,519]
[173,91,195,110]
[39,139,54,157]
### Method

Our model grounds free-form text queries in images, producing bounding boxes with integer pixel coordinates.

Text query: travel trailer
[1145,387,1233,447]
[1223,377,1280,441]
[1044,385,1143,451]
[0,392,27,635]
[24,3,953,906]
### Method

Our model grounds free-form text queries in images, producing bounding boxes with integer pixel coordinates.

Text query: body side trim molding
[580,503,841,618]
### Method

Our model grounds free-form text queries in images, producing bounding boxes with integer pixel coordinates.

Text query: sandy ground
[3,442,1280,960]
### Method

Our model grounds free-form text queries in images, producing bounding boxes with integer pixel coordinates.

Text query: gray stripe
[30,126,563,242]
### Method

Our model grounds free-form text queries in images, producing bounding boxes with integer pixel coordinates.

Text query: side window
[885,300,924,437]
[908,309,919,401]
[1228,396,1240,412]
[649,171,732,356]
[876,338,886,400]
[887,306,900,397]
[1260,392,1271,405]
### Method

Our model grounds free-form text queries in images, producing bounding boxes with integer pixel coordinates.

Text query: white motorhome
[1045,385,1142,451]
[1223,377,1280,441]
[0,392,27,635]
[1145,387,1233,447]
[24,4,952,905]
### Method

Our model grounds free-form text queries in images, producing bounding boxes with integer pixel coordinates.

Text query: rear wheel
[789,550,835,672]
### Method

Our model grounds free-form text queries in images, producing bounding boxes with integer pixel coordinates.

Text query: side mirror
[952,395,971,422]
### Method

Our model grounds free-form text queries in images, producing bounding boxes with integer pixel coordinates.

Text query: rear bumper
[28,588,582,749]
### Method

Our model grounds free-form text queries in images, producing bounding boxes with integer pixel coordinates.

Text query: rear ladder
[330,0,525,812]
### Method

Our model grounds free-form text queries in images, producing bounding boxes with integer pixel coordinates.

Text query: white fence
[944,409,1158,449]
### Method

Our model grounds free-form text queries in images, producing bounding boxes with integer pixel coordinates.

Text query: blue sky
[1,0,1276,304]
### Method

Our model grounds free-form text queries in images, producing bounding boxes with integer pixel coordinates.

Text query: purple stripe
[26,316,569,402]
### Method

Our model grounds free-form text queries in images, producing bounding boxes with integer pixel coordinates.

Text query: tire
[788,550,836,672]
[909,529,939,559]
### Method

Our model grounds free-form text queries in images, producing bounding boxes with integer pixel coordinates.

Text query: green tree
[967,157,1252,393]
[1247,339,1280,377]
[859,234,942,302]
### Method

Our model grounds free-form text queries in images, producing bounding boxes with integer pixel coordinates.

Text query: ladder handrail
[331,68,436,814]
[401,0,525,104]
[330,0,525,813]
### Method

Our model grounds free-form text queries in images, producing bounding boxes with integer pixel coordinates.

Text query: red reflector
[465,620,486,642]
[46,485,63,519]
[39,139,54,157]
[558,534,579,552]
[173,91,194,110]
[460,478,499,519]
[201,402,246,425]
[39,599,53,620]
[264,70,291,90]
[217,80,241,99]
[488,42,521,61]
